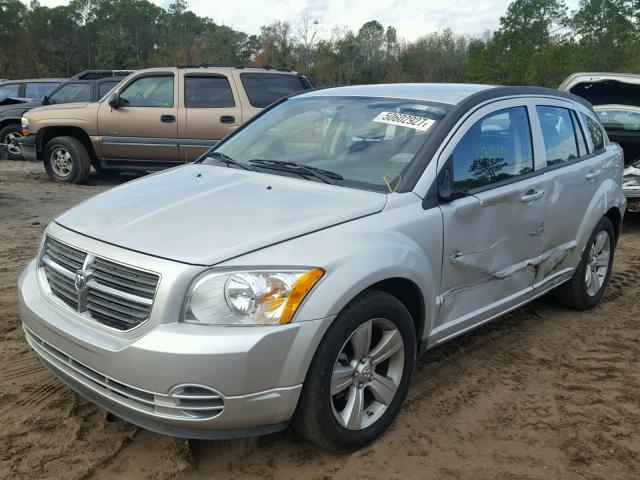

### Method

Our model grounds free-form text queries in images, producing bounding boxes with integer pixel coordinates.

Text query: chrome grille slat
[39,236,159,331]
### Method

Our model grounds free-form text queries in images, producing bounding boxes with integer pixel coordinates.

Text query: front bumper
[19,259,334,439]
[17,134,36,161]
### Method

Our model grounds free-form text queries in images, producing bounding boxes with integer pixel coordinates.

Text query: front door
[97,73,179,162]
[433,103,549,342]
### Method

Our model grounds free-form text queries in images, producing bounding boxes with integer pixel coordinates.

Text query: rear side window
[451,106,534,191]
[25,82,59,99]
[185,76,235,108]
[99,81,121,98]
[536,106,579,166]
[240,73,305,108]
[48,83,91,104]
[0,83,20,98]
[581,113,605,151]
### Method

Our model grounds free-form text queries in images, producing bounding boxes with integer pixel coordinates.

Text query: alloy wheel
[4,131,21,156]
[584,230,611,297]
[50,147,73,178]
[330,318,404,430]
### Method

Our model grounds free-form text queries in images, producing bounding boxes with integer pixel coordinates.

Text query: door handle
[161,115,176,123]
[220,115,235,124]
[520,189,545,203]
[585,169,602,181]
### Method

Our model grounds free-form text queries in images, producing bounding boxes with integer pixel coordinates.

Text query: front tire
[293,290,416,452]
[555,216,615,309]
[0,124,23,160]
[43,136,91,184]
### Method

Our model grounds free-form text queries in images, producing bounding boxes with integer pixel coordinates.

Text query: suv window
[48,83,91,104]
[25,82,59,99]
[581,112,605,151]
[0,83,19,99]
[240,73,305,108]
[451,106,534,191]
[120,76,174,107]
[185,76,235,108]
[537,106,579,166]
[99,81,121,98]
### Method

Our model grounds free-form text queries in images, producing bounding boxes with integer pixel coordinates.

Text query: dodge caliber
[19,84,626,452]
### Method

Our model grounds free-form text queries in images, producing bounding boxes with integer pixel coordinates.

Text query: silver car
[19,84,626,452]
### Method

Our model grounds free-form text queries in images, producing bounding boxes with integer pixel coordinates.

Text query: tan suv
[19,66,312,183]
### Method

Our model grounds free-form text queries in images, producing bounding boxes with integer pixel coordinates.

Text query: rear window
[240,73,306,108]
[25,82,59,99]
[185,76,235,108]
[596,109,640,132]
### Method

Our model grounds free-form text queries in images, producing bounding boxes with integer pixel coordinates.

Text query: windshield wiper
[208,151,254,171]
[248,159,343,185]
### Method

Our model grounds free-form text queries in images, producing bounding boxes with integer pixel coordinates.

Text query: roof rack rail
[176,64,293,73]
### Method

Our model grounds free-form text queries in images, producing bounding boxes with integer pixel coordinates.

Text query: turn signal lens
[280,268,325,324]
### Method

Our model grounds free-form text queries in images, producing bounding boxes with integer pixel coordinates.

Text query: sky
[21,0,581,42]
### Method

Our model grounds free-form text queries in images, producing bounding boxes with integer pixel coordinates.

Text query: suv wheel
[0,124,23,160]
[293,290,416,452]
[43,136,91,184]
[555,216,615,309]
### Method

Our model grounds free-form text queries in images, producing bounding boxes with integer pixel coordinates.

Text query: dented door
[433,103,549,340]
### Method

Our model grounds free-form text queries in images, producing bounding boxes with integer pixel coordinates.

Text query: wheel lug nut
[358,383,363,389]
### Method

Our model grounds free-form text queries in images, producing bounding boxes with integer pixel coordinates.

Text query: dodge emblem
[74,270,90,292]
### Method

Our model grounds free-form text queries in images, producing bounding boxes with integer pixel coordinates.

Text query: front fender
[219,195,443,343]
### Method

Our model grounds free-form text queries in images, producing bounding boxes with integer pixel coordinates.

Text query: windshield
[201,96,448,192]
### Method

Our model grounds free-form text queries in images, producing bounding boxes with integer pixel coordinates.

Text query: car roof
[300,83,494,105]
[2,78,66,83]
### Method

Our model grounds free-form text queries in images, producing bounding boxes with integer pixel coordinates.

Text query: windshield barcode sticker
[373,112,436,132]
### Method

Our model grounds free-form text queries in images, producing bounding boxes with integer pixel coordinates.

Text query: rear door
[434,100,549,341]
[178,72,241,162]
[532,101,614,290]
[97,72,179,162]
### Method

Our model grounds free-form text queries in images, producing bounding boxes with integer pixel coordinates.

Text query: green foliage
[0,0,638,87]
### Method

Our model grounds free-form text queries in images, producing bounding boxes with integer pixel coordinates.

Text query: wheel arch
[37,126,97,163]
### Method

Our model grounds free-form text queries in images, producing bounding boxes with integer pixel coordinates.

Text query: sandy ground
[1,160,640,480]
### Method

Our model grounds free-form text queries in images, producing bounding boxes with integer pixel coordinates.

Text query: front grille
[40,236,159,331]
[24,326,225,420]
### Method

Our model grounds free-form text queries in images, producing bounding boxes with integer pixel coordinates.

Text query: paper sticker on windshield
[373,112,436,132]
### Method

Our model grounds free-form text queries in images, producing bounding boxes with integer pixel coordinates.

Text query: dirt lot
[1,160,640,480]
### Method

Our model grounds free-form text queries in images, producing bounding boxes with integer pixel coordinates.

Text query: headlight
[21,117,30,135]
[183,268,324,326]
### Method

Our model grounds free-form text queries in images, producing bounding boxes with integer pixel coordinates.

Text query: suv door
[433,101,549,341]
[97,72,178,162]
[532,102,616,291]
[178,73,241,162]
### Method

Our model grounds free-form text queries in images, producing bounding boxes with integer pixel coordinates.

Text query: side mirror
[42,95,49,106]
[438,161,467,202]
[108,92,121,108]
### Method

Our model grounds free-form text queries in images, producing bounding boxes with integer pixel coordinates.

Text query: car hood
[29,102,91,113]
[55,164,388,265]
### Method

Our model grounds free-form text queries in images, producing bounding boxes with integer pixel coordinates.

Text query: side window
[25,82,59,99]
[581,112,605,151]
[240,73,305,108]
[0,83,20,99]
[120,76,174,107]
[98,81,120,98]
[571,110,588,157]
[451,106,534,191]
[48,83,91,104]
[536,106,579,166]
[185,76,235,108]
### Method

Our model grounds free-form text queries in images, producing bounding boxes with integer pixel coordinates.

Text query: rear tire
[0,124,23,160]
[555,217,615,310]
[43,136,91,184]
[293,290,416,453]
